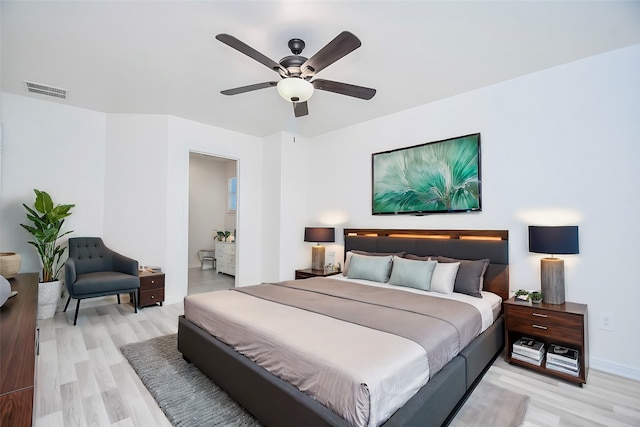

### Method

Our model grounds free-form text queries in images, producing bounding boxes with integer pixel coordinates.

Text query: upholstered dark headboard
[343,229,509,301]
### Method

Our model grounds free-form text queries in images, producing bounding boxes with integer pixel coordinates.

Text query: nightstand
[138,271,165,308]
[295,269,341,280]
[504,297,588,385]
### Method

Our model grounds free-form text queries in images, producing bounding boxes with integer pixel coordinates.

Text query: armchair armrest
[112,251,139,276]
[65,258,77,291]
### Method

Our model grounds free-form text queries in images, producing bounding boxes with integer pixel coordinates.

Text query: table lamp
[304,227,335,270]
[528,225,579,304]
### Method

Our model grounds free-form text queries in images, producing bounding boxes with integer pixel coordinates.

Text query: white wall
[104,114,168,269]
[303,44,640,379]
[260,132,283,282]
[0,94,106,274]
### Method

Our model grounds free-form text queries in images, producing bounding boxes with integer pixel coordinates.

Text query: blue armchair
[64,237,140,325]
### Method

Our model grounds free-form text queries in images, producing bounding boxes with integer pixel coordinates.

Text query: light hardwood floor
[34,272,640,427]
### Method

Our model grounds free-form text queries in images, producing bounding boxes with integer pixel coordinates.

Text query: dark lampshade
[529,226,579,255]
[304,227,335,244]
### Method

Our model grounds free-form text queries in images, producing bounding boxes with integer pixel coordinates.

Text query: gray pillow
[437,256,490,298]
[403,254,436,262]
[388,256,436,291]
[346,253,393,283]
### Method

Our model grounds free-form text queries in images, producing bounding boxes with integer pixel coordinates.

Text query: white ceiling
[2,1,640,138]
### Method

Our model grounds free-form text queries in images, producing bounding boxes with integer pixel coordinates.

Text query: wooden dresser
[0,273,38,426]
[215,242,236,276]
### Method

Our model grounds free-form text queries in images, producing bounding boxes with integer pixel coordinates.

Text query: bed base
[177,314,504,427]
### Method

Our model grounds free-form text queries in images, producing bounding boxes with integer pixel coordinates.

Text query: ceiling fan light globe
[277,78,314,103]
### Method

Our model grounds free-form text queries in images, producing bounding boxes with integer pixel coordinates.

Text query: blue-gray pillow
[343,250,405,276]
[346,253,393,283]
[388,256,437,291]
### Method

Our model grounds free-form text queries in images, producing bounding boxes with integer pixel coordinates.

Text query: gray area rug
[121,334,528,427]
[121,334,260,427]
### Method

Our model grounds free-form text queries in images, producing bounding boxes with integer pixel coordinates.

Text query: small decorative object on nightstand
[138,270,165,308]
[295,269,341,280]
[505,297,588,386]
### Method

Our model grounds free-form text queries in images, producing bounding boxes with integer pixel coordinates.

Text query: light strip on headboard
[388,234,450,239]
[459,236,503,241]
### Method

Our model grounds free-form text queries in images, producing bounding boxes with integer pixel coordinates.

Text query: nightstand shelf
[504,297,588,386]
[295,269,341,280]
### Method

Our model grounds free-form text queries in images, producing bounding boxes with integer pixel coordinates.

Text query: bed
[178,228,509,427]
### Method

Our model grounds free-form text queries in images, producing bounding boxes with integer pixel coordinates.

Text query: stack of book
[546,344,580,376]
[512,337,544,366]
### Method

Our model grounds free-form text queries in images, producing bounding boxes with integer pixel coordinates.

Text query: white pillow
[388,256,436,291]
[429,262,460,294]
[346,253,393,283]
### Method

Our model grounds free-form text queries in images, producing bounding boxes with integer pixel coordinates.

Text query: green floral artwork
[373,134,480,214]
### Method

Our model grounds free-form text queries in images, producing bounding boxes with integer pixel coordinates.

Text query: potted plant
[20,189,74,319]
[215,230,231,242]
[530,291,543,303]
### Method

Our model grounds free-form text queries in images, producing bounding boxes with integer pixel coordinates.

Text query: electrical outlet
[599,312,614,331]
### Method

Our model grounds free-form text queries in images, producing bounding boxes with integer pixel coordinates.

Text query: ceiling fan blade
[300,31,361,78]
[221,82,277,95]
[312,79,376,100]
[216,34,288,75]
[293,101,309,117]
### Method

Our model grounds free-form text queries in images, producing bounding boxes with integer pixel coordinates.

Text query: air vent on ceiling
[24,81,68,99]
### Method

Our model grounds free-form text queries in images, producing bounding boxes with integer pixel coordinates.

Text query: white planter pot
[38,280,63,320]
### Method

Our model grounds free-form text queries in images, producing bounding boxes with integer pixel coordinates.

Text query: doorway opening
[187,152,237,295]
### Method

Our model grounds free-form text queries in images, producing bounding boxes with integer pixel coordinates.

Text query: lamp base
[541,258,565,304]
[311,245,325,271]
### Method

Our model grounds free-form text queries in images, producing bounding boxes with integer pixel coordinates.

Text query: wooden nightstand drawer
[506,310,583,344]
[139,288,165,307]
[140,274,164,291]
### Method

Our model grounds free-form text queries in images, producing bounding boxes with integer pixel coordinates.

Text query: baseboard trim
[591,358,640,381]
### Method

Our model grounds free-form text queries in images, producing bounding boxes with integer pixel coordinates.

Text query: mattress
[183,277,501,427]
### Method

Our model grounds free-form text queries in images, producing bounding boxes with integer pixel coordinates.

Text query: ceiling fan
[216,31,376,117]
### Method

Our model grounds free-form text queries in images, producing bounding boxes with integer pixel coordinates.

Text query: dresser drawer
[506,305,583,344]
[139,288,164,307]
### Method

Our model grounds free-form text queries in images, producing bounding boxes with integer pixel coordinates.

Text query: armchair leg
[133,292,138,313]
[63,296,71,312]
[73,299,81,326]
[117,294,121,304]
